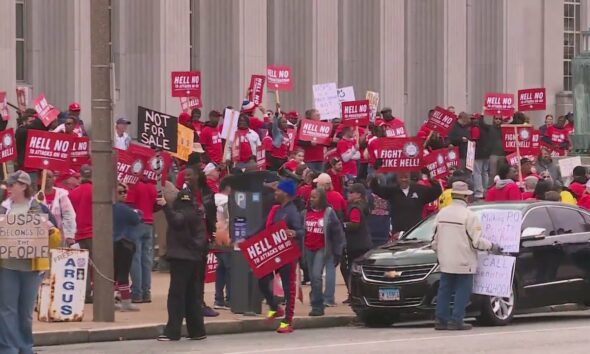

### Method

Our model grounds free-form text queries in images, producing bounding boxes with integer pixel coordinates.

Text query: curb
[34,314,355,347]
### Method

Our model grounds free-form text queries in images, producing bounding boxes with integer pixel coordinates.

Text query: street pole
[90,0,115,322]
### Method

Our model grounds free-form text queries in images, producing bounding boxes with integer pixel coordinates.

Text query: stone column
[0,0,16,118]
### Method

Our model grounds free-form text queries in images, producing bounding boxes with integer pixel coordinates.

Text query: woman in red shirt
[302,188,345,316]
[282,148,305,173]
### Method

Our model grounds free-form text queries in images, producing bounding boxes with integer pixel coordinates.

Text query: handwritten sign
[238,221,301,279]
[480,209,522,253]
[473,254,515,298]
[266,65,292,91]
[172,124,194,161]
[137,106,178,153]
[0,129,16,164]
[298,119,333,145]
[313,83,341,120]
[220,109,240,142]
[114,148,144,185]
[171,71,201,98]
[366,91,379,117]
[32,93,60,127]
[337,86,355,102]
[376,137,423,172]
[466,140,475,171]
[518,88,546,111]
[341,100,370,126]
[427,106,457,136]
[483,92,515,117]
[0,92,9,121]
[248,75,266,106]
[558,156,582,179]
[0,213,49,259]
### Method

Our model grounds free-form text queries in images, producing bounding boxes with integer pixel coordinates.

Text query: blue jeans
[214,252,231,303]
[0,268,42,354]
[435,273,474,324]
[305,249,327,310]
[473,159,490,198]
[131,223,153,299]
[324,254,336,304]
[307,161,324,173]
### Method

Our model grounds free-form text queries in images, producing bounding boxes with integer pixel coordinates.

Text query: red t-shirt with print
[305,209,326,250]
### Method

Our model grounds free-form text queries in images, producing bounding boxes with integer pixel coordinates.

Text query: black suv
[350,202,590,327]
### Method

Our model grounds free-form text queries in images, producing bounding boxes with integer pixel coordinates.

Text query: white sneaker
[116,299,140,312]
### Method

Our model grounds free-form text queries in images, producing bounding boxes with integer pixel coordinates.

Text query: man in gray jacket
[431,181,501,330]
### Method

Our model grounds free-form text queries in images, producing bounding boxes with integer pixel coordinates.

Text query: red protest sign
[24,130,73,172]
[248,75,266,106]
[501,126,540,155]
[171,71,201,97]
[383,120,407,138]
[0,92,9,121]
[341,100,370,126]
[127,143,171,184]
[422,150,449,179]
[32,93,59,127]
[256,145,266,171]
[114,148,144,185]
[445,147,460,170]
[266,65,292,91]
[179,96,202,112]
[540,142,567,157]
[0,129,16,163]
[483,92,515,117]
[518,88,546,111]
[205,251,217,283]
[70,136,91,168]
[427,106,457,136]
[298,119,333,145]
[238,221,301,279]
[376,137,423,172]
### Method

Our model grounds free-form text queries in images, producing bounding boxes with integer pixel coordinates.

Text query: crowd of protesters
[0,96,588,352]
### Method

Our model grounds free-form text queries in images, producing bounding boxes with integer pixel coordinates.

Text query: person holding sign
[0,171,56,354]
[431,181,501,331]
[258,179,304,334]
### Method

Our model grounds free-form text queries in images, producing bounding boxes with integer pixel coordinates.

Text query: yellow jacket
[560,191,577,205]
[439,189,453,209]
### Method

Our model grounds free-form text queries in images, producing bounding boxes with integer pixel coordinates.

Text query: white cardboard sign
[480,209,522,253]
[473,254,515,298]
[313,83,341,120]
[337,86,356,102]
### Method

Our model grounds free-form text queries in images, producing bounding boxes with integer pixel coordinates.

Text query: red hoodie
[126,180,157,224]
[569,181,587,200]
[69,182,93,241]
[485,180,522,202]
[577,194,590,211]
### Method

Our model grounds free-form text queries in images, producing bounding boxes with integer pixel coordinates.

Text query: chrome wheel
[490,293,514,320]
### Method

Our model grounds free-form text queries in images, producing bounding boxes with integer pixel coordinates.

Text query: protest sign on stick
[376,137,423,172]
[518,88,546,111]
[137,106,178,153]
[422,150,449,179]
[337,86,355,102]
[114,148,145,185]
[266,65,292,92]
[32,93,60,127]
[24,130,73,172]
[248,75,266,106]
[483,92,515,117]
[171,71,201,98]
[427,106,457,136]
[341,100,370,127]
[298,119,333,145]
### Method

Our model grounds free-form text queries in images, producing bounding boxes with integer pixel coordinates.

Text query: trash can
[226,171,278,315]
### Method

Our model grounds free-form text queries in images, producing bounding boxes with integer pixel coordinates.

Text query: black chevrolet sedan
[350,202,590,327]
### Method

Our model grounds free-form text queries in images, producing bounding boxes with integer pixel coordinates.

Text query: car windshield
[400,203,527,242]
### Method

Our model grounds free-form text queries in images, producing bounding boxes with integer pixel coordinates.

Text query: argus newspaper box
[38,248,89,322]
[0,213,49,259]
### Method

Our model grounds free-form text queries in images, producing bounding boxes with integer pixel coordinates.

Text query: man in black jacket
[370,171,442,237]
[471,115,491,199]
[446,112,471,169]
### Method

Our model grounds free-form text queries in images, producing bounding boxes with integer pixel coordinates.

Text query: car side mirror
[521,227,546,240]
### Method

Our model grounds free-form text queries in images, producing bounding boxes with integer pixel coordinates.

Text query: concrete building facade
[0,0,588,134]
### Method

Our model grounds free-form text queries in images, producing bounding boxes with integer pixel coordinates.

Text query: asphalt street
[36,311,590,354]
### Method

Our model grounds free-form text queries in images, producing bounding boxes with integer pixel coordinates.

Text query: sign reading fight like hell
[266,65,292,91]
[238,221,302,279]
[501,126,540,156]
[298,119,333,146]
[518,88,546,111]
[127,143,172,185]
[248,75,266,106]
[480,209,522,253]
[24,130,73,172]
[115,148,144,185]
[427,106,457,136]
[341,100,370,126]
[422,150,449,179]
[483,92,515,117]
[376,137,423,172]
[0,128,16,164]
[473,254,515,298]
[445,147,460,170]
[0,213,49,259]
[171,71,201,98]
[137,106,178,152]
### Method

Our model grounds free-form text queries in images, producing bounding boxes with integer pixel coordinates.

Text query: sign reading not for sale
[376,137,423,172]
[137,106,178,153]
[171,71,201,97]
[238,221,301,279]
[24,130,73,172]
[0,213,49,259]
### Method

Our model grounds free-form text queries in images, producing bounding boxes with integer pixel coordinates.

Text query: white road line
[224,324,590,354]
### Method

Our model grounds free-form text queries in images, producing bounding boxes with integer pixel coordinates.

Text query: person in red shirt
[302,188,345,317]
[380,107,407,138]
[68,164,94,302]
[485,164,522,201]
[577,181,590,211]
[327,158,345,195]
[199,110,223,164]
[296,109,326,172]
[203,163,220,194]
[313,173,347,220]
[336,127,360,177]
[232,115,261,169]
[191,108,203,137]
[269,114,291,171]
[55,169,81,191]
[282,148,305,173]
[520,158,541,179]
[543,115,571,150]
[297,169,315,206]
[569,166,588,200]
[126,176,158,303]
[418,173,439,218]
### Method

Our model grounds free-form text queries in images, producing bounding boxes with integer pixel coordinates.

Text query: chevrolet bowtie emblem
[384,271,403,278]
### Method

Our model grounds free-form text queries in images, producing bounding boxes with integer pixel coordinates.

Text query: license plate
[379,288,400,301]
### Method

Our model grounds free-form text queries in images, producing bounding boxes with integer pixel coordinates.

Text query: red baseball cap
[68,102,81,112]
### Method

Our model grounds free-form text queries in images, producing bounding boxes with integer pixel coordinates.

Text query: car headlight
[351,263,363,274]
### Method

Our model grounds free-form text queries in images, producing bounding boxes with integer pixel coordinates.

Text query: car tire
[476,286,516,326]
[357,309,400,328]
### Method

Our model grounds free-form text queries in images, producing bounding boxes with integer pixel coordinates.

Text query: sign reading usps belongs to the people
[0,213,49,259]
[479,209,522,253]
[473,254,516,298]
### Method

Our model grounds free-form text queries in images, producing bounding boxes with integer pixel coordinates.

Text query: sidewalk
[33,272,355,346]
